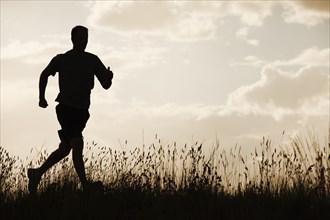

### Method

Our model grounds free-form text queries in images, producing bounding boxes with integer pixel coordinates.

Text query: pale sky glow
[1,1,329,158]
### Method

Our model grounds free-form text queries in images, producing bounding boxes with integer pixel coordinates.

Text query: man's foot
[27,168,41,194]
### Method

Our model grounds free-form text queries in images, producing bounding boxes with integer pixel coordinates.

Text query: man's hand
[107,67,113,79]
[99,66,113,90]
[39,98,48,108]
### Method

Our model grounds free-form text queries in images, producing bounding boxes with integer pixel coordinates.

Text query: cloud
[227,1,274,26]
[281,1,330,26]
[222,65,329,120]
[231,47,329,69]
[236,27,259,46]
[227,1,329,27]
[86,1,276,40]
[1,39,69,64]
[101,59,328,127]
[1,38,167,82]
[87,1,222,41]
[274,47,330,67]
[231,56,267,68]
[86,1,329,43]
[88,1,175,32]
[222,46,329,121]
[102,46,167,71]
[1,40,60,59]
[105,44,329,126]
[297,0,330,13]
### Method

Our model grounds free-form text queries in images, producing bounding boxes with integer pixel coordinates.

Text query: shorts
[56,103,90,144]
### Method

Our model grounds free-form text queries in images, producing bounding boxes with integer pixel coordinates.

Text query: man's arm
[39,70,50,108]
[38,55,59,108]
[94,56,113,90]
[101,67,113,90]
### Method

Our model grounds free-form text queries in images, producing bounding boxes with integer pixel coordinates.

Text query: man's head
[71,26,88,52]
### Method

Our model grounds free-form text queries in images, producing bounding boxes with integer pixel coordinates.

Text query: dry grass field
[1,131,329,219]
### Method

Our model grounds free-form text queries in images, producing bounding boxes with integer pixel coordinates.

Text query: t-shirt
[44,50,112,109]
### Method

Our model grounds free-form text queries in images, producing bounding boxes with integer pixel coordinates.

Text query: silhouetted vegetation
[1,131,329,219]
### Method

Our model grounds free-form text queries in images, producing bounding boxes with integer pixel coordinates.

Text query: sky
[1,1,329,158]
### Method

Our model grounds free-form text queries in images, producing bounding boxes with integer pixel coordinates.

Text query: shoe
[27,168,41,194]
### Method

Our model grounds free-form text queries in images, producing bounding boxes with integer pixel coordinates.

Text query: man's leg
[39,141,71,174]
[70,137,88,186]
[28,141,71,193]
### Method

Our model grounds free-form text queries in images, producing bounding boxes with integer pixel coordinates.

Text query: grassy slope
[1,132,329,219]
[2,187,328,220]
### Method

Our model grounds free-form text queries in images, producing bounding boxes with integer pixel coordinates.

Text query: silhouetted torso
[46,50,108,109]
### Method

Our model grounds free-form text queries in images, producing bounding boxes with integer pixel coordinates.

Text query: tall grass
[1,130,329,219]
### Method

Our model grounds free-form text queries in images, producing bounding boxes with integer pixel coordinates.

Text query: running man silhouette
[28,25,113,193]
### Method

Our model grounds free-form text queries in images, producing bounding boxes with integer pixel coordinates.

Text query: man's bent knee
[70,137,84,152]
[59,142,71,156]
